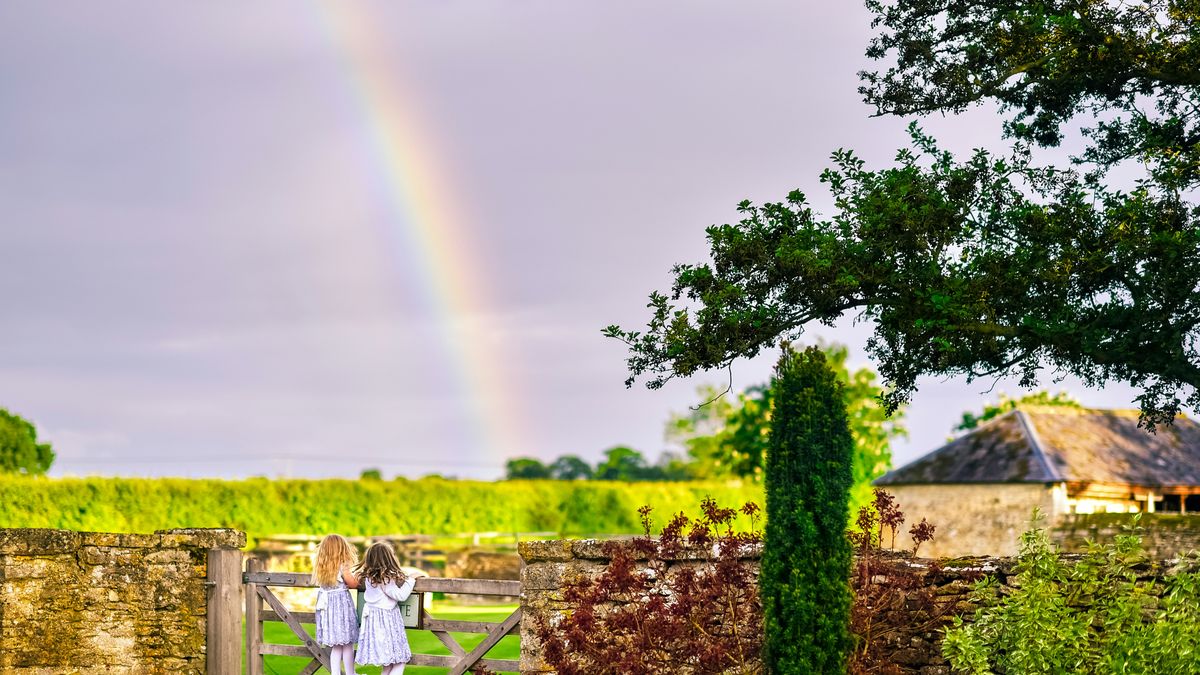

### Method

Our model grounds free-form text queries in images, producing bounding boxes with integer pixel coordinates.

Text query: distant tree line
[505,445,693,482]
[505,343,906,502]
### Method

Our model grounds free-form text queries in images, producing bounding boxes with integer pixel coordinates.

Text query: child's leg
[328,645,342,675]
[341,644,356,674]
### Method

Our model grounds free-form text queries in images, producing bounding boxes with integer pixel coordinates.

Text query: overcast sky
[1,1,1144,479]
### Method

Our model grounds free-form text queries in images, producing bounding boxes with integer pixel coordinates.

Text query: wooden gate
[243,558,522,674]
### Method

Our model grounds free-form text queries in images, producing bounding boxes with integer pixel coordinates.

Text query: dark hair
[354,542,408,586]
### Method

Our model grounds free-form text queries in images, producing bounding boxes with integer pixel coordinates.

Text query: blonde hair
[314,534,358,588]
[355,542,407,587]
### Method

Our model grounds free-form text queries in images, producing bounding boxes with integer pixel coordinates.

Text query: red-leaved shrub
[534,498,763,675]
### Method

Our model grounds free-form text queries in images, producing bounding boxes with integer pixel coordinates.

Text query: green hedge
[0,476,762,546]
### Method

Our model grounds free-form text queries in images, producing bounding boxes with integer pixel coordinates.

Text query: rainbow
[310,1,523,471]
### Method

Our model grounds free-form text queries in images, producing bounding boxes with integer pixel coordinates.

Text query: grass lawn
[244,603,520,675]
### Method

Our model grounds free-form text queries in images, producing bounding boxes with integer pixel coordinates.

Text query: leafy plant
[942,515,1200,674]
[848,489,950,675]
[533,498,764,674]
[761,346,854,674]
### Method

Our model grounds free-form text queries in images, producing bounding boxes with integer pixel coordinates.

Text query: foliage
[861,0,1200,190]
[506,447,693,482]
[848,489,949,675]
[668,343,904,509]
[953,390,1082,433]
[359,468,383,481]
[761,346,854,674]
[0,408,54,475]
[504,457,552,479]
[0,475,762,546]
[534,498,763,674]
[606,0,1200,430]
[942,516,1200,674]
[548,454,593,480]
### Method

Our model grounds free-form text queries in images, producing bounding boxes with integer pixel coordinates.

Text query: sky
[0,1,1145,479]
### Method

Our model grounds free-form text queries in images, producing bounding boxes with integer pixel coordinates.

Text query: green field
[0,476,762,544]
[247,603,520,675]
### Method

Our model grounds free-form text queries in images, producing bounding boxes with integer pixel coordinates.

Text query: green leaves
[0,408,54,476]
[609,126,1200,428]
[761,347,855,674]
[943,518,1200,674]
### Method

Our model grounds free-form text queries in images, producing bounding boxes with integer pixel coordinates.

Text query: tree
[761,346,854,673]
[606,0,1200,429]
[548,454,593,481]
[667,343,904,508]
[0,408,54,475]
[360,468,383,481]
[953,390,1082,433]
[593,446,651,481]
[504,457,551,480]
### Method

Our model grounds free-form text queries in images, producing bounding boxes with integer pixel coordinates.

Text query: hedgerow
[0,476,761,546]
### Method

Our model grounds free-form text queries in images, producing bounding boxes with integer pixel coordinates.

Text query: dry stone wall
[518,540,1187,675]
[1052,513,1200,558]
[0,527,244,675]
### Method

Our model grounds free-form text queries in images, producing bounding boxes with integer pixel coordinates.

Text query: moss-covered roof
[875,408,1200,488]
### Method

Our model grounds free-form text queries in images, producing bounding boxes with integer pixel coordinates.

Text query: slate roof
[875,408,1200,488]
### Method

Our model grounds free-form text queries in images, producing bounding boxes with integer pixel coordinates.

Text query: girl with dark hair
[354,542,415,674]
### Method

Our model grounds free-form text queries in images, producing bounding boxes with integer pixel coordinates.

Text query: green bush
[761,347,854,674]
[0,476,761,546]
[943,516,1200,674]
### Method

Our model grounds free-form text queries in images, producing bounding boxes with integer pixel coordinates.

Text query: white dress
[355,576,416,666]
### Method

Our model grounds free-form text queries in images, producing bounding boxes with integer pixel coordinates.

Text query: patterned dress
[356,577,415,666]
[314,567,359,647]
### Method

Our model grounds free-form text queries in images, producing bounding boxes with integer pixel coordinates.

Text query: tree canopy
[606,0,1200,428]
[668,343,904,508]
[0,408,54,475]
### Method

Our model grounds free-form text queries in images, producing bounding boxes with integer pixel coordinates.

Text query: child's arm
[341,569,359,590]
[383,576,417,603]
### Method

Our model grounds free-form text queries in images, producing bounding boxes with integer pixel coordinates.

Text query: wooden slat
[431,630,467,657]
[414,577,521,596]
[259,643,316,657]
[408,654,521,670]
[262,609,316,624]
[242,571,316,587]
[256,586,329,669]
[245,558,264,675]
[448,608,523,675]
[423,618,518,635]
[297,659,323,675]
[241,572,521,596]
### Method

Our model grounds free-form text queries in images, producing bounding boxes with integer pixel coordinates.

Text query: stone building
[875,407,1200,557]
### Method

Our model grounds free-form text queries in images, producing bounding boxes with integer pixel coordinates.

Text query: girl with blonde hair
[313,534,360,675]
[354,542,415,674]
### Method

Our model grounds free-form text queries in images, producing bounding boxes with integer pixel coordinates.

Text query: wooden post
[206,548,243,675]
[246,557,264,675]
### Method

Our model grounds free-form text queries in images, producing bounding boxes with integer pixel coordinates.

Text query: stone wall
[517,540,1185,674]
[0,527,245,674]
[1052,513,1200,557]
[519,539,762,674]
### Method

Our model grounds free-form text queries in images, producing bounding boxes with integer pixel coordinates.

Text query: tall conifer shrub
[761,346,854,674]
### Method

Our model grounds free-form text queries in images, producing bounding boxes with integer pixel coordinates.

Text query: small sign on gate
[398,592,424,628]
